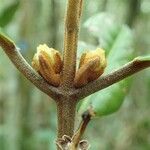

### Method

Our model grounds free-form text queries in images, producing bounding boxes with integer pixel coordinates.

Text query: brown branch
[71,110,91,147]
[0,33,59,100]
[56,1,84,148]
[56,98,77,138]
[61,0,83,89]
[74,58,150,100]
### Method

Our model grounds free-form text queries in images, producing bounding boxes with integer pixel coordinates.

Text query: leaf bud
[32,44,62,86]
[74,48,107,87]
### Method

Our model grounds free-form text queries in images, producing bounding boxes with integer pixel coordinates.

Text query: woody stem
[61,0,83,89]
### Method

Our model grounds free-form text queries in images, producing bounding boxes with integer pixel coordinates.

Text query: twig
[56,0,84,146]
[72,110,91,147]
[56,109,91,150]
[0,33,59,100]
[61,0,83,89]
[74,58,150,100]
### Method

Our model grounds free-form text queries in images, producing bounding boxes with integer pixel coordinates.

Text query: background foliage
[0,0,150,150]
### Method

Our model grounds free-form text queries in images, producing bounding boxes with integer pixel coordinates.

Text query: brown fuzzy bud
[32,44,62,87]
[74,48,107,88]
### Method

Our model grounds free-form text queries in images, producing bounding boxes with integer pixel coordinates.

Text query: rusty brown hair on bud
[74,48,107,88]
[32,44,63,87]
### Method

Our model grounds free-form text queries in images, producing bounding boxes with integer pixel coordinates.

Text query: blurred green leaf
[105,25,133,71]
[84,13,133,56]
[84,13,118,53]
[78,13,134,117]
[0,1,20,27]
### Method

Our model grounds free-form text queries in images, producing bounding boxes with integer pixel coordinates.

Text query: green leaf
[84,13,116,40]
[0,1,20,27]
[84,13,133,56]
[78,13,134,117]
[84,13,118,53]
[105,25,133,72]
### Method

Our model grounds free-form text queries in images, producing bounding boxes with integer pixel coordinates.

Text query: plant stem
[56,98,77,138]
[74,58,150,100]
[72,110,91,147]
[56,0,83,142]
[62,0,82,89]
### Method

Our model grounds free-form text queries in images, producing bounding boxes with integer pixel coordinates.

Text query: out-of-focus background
[0,0,150,150]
